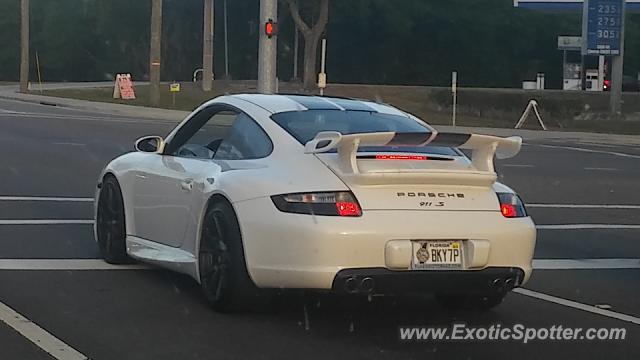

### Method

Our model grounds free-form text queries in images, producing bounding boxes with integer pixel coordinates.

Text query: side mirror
[135,136,164,153]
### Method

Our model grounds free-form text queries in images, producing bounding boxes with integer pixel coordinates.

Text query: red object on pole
[265,19,277,38]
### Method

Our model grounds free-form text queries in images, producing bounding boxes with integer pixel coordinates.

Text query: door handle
[180,179,194,191]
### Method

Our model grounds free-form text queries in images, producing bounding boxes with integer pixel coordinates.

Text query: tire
[96,175,132,264]
[435,292,507,312]
[198,200,260,312]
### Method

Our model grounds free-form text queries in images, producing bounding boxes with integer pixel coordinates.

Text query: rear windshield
[271,110,460,156]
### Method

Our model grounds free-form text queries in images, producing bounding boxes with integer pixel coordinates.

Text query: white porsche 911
[94,94,536,312]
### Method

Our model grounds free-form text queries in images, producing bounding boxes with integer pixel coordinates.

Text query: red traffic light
[265,19,277,38]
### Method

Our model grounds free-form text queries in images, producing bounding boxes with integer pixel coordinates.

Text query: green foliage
[0,0,20,80]
[1,0,638,88]
[328,0,583,88]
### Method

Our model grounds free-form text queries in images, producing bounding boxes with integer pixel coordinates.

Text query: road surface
[0,98,639,359]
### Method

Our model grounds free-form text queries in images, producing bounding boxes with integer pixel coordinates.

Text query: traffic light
[265,19,277,38]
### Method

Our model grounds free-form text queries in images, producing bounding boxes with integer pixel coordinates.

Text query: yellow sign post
[169,82,180,107]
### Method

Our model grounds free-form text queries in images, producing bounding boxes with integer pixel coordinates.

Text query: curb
[0,89,189,122]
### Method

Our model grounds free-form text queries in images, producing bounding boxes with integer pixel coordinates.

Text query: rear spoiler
[304,131,522,174]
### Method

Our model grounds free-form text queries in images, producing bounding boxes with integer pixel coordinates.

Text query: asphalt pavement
[1,97,639,360]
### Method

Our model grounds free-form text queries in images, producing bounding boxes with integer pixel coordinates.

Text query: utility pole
[223,0,229,79]
[257,0,277,94]
[293,29,299,81]
[149,0,163,107]
[609,1,626,115]
[20,0,29,93]
[203,0,214,91]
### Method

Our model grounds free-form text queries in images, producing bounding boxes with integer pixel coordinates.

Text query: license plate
[411,241,463,270]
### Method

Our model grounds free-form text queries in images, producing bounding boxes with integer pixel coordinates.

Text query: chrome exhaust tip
[505,278,515,289]
[360,277,375,293]
[344,277,358,293]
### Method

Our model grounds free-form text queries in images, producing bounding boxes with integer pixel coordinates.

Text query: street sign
[582,0,625,55]
[169,83,181,92]
[317,73,327,89]
[558,36,582,50]
[451,71,458,93]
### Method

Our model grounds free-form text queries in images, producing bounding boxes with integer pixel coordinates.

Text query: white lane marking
[533,258,640,270]
[528,204,640,209]
[534,143,640,160]
[577,143,619,148]
[0,301,89,360]
[514,288,640,325]
[0,259,148,270]
[51,142,86,146]
[537,224,640,230]
[501,164,535,168]
[584,167,619,171]
[0,196,93,202]
[0,220,94,225]
[0,109,22,114]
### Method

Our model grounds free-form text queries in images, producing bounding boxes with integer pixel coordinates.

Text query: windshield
[272,109,459,156]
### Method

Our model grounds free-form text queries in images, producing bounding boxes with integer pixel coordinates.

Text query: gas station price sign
[582,0,625,55]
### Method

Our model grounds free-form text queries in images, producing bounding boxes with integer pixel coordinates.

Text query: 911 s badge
[419,201,445,207]
[397,192,465,198]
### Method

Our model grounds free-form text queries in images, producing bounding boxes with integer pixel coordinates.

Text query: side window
[166,106,272,160]
[214,113,273,160]
[168,110,238,159]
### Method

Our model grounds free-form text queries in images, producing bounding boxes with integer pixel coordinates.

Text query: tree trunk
[285,0,329,90]
[302,34,319,90]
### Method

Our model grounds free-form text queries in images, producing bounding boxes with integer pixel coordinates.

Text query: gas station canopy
[514,0,640,11]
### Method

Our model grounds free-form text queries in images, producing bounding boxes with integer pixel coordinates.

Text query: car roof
[230,93,410,117]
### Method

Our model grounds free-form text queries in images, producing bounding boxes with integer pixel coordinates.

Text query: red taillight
[500,204,518,218]
[336,201,361,217]
[375,154,428,161]
[497,193,527,218]
[271,192,362,217]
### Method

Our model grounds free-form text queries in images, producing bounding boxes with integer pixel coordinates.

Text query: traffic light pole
[20,0,29,93]
[257,0,278,94]
[203,0,214,92]
[149,0,163,107]
[223,0,229,79]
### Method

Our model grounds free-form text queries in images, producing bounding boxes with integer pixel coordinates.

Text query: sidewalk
[2,83,639,146]
[0,83,188,122]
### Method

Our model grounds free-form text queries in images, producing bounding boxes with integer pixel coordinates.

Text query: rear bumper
[332,267,525,295]
[234,197,536,291]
